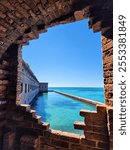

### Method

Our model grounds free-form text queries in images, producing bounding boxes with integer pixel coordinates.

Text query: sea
[31,87,104,134]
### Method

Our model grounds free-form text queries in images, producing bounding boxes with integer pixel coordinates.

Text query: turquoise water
[31,87,104,134]
[49,87,104,103]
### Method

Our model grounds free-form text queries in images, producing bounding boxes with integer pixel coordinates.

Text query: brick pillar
[102,36,113,149]
[0,43,20,108]
[102,36,113,107]
[74,105,109,149]
[0,44,19,148]
[84,105,109,149]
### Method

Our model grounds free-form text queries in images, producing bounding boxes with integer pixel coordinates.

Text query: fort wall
[19,60,39,104]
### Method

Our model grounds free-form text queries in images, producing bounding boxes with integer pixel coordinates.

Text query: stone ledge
[74,121,86,130]
[20,104,30,111]
[80,109,97,117]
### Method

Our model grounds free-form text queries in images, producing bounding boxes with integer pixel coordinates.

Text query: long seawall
[53,90,103,105]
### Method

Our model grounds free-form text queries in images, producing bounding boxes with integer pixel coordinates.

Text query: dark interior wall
[0,44,19,149]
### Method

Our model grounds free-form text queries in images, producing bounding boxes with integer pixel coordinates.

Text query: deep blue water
[31,87,104,134]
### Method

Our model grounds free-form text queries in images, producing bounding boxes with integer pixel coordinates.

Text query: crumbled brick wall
[40,130,87,150]
[0,105,113,150]
[0,0,113,149]
[1,104,49,150]
[0,0,113,106]
[84,106,109,149]
[0,100,113,149]
[0,0,113,53]
[74,105,110,150]
[39,105,113,150]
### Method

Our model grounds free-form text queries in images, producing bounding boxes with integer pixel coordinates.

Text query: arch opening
[19,19,104,134]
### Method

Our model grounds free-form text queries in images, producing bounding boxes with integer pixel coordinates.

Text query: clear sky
[22,19,103,87]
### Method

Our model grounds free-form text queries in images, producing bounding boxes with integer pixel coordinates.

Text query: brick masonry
[0,0,113,149]
[102,36,113,107]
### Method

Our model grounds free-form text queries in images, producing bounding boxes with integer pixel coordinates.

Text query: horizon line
[48,86,104,88]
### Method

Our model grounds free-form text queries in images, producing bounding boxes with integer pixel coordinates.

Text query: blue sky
[22,19,103,87]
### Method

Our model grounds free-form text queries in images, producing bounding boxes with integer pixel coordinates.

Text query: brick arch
[0,0,113,106]
[0,0,113,149]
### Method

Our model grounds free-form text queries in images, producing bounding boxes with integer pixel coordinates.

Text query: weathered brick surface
[107,108,113,150]
[37,105,112,150]
[102,36,113,107]
[20,135,40,150]
[0,0,113,149]
[74,105,110,150]
[3,132,15,150]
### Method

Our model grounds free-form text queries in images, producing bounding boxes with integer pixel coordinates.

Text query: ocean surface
[31,87,104,134]
[49,87,104,103]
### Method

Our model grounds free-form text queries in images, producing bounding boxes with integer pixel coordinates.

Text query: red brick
[0,25,7,32]
[104,70,113,78]
[51,139,69,148]
[3,132,15,150]
[84,132,109,142]
[74,10,84,20]
[59,132,80,143]
[86,147,103,150]
[104,84,113,91]
[81,137,96,147]
[97,141,109,149]
[70,143,86,150]
[103,55,113,65]
[84,110,107,126]
[86,125,108,135]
